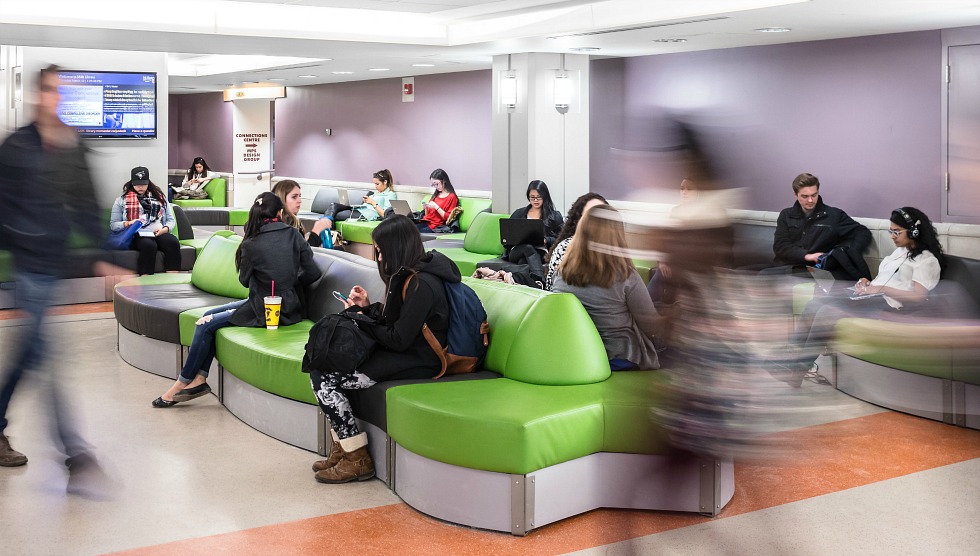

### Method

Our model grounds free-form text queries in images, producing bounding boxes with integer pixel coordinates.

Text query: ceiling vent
[549,16,729,38]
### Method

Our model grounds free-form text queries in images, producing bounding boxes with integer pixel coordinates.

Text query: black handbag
[302,310,376,374]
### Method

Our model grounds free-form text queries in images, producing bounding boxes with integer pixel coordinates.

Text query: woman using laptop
[322,169,398,230]
[778,206,946,387]
[108,166,182,275]
[503,180,564,281]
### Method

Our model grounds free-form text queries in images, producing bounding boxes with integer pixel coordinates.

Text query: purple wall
[591,31,942,219]
[169,92,233,172]
[274,71,492,189]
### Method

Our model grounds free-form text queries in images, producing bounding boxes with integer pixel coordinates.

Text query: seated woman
[109,166,182,275]
[171,156,215,200]
[272,179,333,248]
[503,180,564,281]
[322,169,397,231]
[416,168,459,233]
[152,192,321,407]
[552,204,664,371]
[783,206,946,386]
[544,192,607,291]
[310,215,459,483]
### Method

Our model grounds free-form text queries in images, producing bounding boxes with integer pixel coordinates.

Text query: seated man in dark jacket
[772,173,872,281]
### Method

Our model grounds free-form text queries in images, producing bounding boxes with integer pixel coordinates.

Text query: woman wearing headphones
[776,206,945,387]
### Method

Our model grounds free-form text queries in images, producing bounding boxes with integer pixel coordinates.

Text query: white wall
[16,47,168,207]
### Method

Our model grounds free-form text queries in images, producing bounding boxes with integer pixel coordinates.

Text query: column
[491,53,590,215]
[231,98,274,207]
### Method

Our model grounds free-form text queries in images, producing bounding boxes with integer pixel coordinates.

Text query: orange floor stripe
[0,301,113,321]
[112,411,980,556]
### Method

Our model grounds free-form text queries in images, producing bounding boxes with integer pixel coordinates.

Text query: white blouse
[871,247,941,309]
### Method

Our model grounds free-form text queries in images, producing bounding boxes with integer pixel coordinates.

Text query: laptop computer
[499,219,545,248]
[389,199,414,216]
[344,189,372,205]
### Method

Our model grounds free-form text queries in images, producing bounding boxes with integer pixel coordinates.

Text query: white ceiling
[3,0,980,93]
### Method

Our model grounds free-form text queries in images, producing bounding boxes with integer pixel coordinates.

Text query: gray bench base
[837,353,979,429]
[118,324,181,379]
[387,443,734,536]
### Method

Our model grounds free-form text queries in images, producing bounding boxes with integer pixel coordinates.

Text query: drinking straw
[271,280,275,297]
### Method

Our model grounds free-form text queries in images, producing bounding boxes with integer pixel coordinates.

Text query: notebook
[499,219,545,248]
[389,199,413,216]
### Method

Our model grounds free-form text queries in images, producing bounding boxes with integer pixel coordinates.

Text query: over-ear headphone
[896,208,920,239]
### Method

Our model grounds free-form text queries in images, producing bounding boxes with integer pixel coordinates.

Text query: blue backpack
[403,275,490,378]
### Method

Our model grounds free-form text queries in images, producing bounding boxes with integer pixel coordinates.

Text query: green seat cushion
[467,277,610,385]
[632,259,658,283]
[215,322,317,403]
[793,282,816,316]
[428,248,495,278]
[173,199,215,208]
[336,220,381,245]
[599,371,672,454]
[180,238,211,255]
[190,234,249,299]
[429,232,466,242]
[833,318,954,379]
[229,209,249,226]
[0,250,13,282]
[387,378,605,474]
[116,273,193,288]
[179,306,216,345]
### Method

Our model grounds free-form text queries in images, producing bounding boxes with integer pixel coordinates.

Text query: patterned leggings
[310,370,376,439]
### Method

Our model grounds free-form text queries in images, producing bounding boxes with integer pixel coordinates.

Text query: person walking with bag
[309,215,458,483]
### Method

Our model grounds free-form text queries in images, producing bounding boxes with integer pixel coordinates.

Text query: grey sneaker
[0,434,28,467]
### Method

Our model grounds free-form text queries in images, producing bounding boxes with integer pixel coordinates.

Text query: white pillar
[491,53,590,216]
[231,99,274,207]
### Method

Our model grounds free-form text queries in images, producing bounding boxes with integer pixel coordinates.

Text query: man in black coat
[772,173,872,281]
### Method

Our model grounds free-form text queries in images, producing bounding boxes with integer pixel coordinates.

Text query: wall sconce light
[554,72,572,114]
[500,70,517,111]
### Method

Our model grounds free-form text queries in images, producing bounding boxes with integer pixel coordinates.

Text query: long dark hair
[550,192,607,253]
[527,180,556,217]
[372,215,425,285]
[429,168,456,196]
[186,156,211,179]
[373,169,394,192]
[236,192,284,270]
[890,206,945,269]
[271,179,305,233]
[122,180,167,204]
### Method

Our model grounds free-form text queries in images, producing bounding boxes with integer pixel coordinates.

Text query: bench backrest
[203,178,227,207]
[466,277,610,385]
[310,187,340,214]
[190,233,249,299]
[304,248,387,322]
[462,212,508,256]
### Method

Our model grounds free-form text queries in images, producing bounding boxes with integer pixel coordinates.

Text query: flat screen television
[57,71,157,139]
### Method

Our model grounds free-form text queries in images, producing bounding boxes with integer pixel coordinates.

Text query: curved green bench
[428,212,508,277]
[172,177,227,208]
[336,196,492,245]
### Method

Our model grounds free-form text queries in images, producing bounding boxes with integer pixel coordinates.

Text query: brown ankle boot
[312,440,342,472]
[314,432,374,484]
[0,434,28,467]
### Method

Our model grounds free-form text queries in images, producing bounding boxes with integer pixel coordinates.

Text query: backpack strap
[400,271,449,379]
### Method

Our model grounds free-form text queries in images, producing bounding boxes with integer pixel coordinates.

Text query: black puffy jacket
[773,197,871,279]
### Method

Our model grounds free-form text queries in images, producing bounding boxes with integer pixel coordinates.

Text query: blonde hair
[271,179,305,234]
[558,204,634,288]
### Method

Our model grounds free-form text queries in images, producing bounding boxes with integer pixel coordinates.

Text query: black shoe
[66,452,115,500]
[172,383,212,403]
[152,397,179,408]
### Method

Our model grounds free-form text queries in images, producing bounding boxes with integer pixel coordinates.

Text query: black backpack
[302,311,376,374]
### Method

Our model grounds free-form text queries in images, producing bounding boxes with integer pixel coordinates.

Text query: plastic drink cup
[264,296,282,329]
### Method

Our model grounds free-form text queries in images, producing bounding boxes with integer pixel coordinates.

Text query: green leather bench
[172,177,227,208]
[428,212,509,277]
[336,196,493,245]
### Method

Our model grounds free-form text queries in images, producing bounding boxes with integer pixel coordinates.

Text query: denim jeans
[178,299,246,384]
[0,272,89,456]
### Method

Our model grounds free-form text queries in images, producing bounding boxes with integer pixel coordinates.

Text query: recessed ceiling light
[653,38,687,43]
[755,27,791,33]
[368,68,390,72]
[570,47,600,53]
[332,71,353,75]
[298,74,317,78]
[412,63,435,67]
